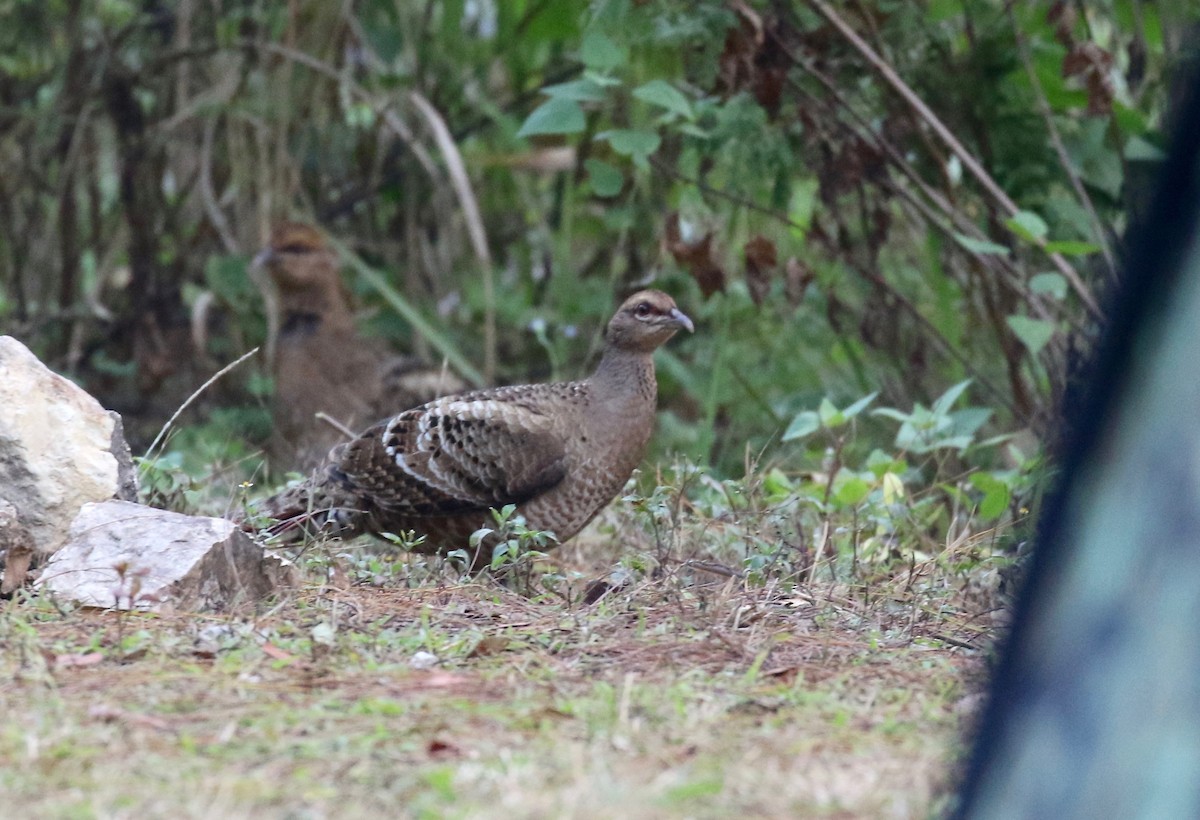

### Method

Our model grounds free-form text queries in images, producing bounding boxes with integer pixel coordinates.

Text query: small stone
[39,500,283,612]
[409,651,439,670]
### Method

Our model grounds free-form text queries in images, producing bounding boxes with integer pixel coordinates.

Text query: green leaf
[597,129,661,158]
[817,397,843,427]
[1124,135,1165,162]
[1005,210,1048,242]
[953,233,1010,256]
[970,472,1010,520]
[762,468,794,499]
[948,407,993,440]
[1030,272,1068,299]
[782,411,820,441]
[931,379,973,417]
[517,97,585,137]
[542,78,609,102]
[1044,240,1099,257]
[834,475,872,507]
[841,391,879,421]
[1007,315,1056,356]
[585,159,624,197]
[632,80,693,119]
[580,31,625,72]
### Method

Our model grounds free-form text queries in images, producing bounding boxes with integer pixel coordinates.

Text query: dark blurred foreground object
[251,291,693,567]
[956,81,1200,816]
[253,223,466,473]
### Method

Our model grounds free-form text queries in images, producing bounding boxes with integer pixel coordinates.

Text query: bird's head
[252,222,339,293]
[251,222,353,323]
[606,290,694,353]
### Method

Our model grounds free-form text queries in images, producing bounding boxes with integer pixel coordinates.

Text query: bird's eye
[634,302,653,318]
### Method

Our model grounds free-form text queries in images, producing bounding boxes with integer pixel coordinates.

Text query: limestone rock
[40,500,289,612]
[0,336,138,569]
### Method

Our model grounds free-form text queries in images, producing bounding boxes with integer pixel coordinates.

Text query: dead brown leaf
[261,642,295,662]
[784,257,815,306]
[54,651,105,669]
[664,212,725,298]
[744,235,778,306]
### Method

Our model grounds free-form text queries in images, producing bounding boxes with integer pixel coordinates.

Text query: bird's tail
[239,466,368,544]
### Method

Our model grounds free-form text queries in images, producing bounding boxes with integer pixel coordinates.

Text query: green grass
[0,556,989,818]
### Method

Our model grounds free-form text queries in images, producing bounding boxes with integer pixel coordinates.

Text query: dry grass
[0,527,997,819]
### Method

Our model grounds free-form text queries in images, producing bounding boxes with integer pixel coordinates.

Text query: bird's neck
[591,346,658,404]
[279,287,355,336]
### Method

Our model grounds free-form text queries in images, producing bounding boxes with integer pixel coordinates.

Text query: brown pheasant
[254,222,466,473]
[254,290,693,562]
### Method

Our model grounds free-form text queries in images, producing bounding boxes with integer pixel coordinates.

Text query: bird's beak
[251,247,276,271]
[669,307,695,333]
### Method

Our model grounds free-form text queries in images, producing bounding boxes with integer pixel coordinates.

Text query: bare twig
[200,117,238,254]
[143,346,261,462]
[649,158,1021,418]
[315,412,356,439]
[805,0,1100,318]
[408,91,497,383]
[1008,4,1118,281]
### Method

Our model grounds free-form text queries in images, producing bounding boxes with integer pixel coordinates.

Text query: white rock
[39,500,288,612]
[409,651,440,670]
[0,336,137,564]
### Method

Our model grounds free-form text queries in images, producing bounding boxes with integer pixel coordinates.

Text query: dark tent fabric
[956,79,1200,817]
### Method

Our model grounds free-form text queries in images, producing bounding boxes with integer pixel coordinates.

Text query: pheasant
[253,222,466,473]
[252,289,693,563]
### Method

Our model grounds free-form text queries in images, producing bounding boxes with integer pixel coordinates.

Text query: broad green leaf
[542,78,608,102]
[585,159,624,197]
[931,379,973,417]
[954,233,1010,256]
[834,475,872,507]
[597,128,661,158]
[580,31,625,72]
[1007,314,1055,356]
[583,71,623,87]
[517,97,585,137]
[818,397,843,427]
[762,468,794,499]
[970,472,1010,520]
[948,407,993,439]
[632,80,693,119]
[782,410,820,441]
[866,448,906,477]
[1005,210,1048,242]
[1044,239,1099,256]
[788,178,820,232]
[1030,272,1068,299]
[1125,135,1165,161]
[842,391,879,420]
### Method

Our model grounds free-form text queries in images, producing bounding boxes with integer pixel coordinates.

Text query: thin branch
[200,117,238,254]
[649,159,1021,420]
[143,346,261,462]
[805,0,1100,318]
[1008,3,1118,281]
[408,90,496,384]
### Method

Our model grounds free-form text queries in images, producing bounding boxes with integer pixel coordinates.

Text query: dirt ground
[0,543,997,820]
